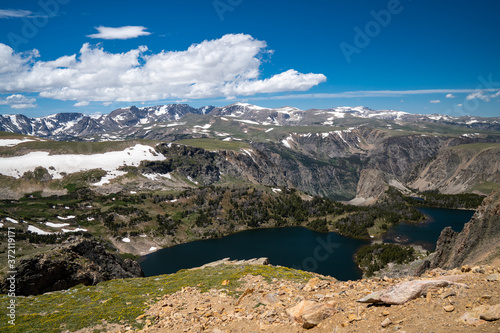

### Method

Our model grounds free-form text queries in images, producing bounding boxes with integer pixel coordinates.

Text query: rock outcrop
[194,257,270,269]
[431,189,500,269]
[357,275,466,305]
[151,142,361,200]
[0,236,144,296]
[350,168,389,203]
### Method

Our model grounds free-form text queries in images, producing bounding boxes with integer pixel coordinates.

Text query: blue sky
[0,0,499,117]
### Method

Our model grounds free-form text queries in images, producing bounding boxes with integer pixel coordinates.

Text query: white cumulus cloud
[430,100,441,104]
[87,26,152,40]
[0,34,326,103]
[446,93,455,98]
[74,101,89,107]
[0,94,36,108]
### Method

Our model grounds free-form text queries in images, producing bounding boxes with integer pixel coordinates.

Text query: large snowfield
[0,144,165,180]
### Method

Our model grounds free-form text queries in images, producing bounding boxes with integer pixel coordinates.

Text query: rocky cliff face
[354,168,390,200]
[0,236,144,296]
[431,189,500,269]
[365,134,447,179]
[411,146,500,194]
[150,142,362,200]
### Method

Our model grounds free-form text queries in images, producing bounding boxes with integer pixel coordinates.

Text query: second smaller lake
[382,207,475,251]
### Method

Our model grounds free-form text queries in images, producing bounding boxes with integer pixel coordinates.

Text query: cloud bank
[0,34,326,103]
[248,89,500,101]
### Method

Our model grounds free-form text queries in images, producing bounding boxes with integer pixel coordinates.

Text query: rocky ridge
[0,236,144,296]
[135,264,500,333]
[431,189,500,269]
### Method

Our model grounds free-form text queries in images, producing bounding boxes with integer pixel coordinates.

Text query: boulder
[381,317,392,328]
[286,300,335,329]
[459,304,500,325]
[486,273,499,281]
[443,305,455,312]
[357,277,467,305]
[480,303,500,321]
[303,277,321,292]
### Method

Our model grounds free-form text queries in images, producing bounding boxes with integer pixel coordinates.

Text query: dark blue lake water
[139,207,475,281]
[382,207,475,251]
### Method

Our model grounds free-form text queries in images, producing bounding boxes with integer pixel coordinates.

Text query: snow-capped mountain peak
[231,102,267,110]
[1,103,499,140]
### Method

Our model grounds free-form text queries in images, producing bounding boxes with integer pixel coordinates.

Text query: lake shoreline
[139,207,475,281]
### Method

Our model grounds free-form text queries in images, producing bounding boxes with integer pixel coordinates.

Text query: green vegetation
[0,139,160,157]
[307,218,329,233]
[0,131,30,139]
[448,142,500,151]
[471,181,500,195]
[0,183,360,270]
[51,169,108,192]
[173,186,353,234]
[174,138,251,151]
[333,187,426,238]
[385,122,500,137]
[405,190,485,209]
[355,243,417,277]
[0,264,314,333]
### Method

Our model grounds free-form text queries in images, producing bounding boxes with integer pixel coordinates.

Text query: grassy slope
[174,138,251,151]
[445,143,500,194]
[0,132,32,139]
[0,139,161,157]
[447,142,500,151]
[0,265,314,333]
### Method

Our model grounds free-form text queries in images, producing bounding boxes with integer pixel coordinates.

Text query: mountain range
[1,102,500,203]
[1,103,500,140]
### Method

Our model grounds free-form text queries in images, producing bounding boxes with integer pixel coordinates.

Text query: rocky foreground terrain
[76,262,500,333]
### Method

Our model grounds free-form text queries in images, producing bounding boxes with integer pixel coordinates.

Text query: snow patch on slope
[0,138,35,147]
[0,144,165,181]
[281,135,294,149]
[28,225,53,235]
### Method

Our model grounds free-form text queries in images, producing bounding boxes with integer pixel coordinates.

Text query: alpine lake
[139,207,475,281]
